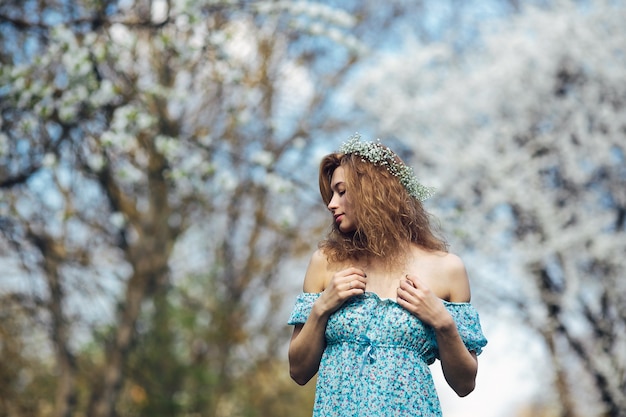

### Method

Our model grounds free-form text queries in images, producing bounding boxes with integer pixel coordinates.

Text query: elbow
[453,380,476,397]
[289,366,313,386]
[288,353,314,385]
[447,354,479,397]
[287,336,321,386]
[290,373,310,386]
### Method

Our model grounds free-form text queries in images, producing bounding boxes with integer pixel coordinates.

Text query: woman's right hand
[317,267,367,314]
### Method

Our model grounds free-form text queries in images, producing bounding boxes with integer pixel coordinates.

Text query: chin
[338,225,356,234]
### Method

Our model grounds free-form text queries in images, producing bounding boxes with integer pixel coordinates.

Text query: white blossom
[277,205,296,229]
[17,114,38,135]
[216,171,238,192]
[58,103,79,122]
[86,153,105,172]
[151,0,169,24]
[51,25,77,48]
[111,105,155,134]
[292,136,306,149]
[155,135,180,160]
[89,79,117,107]
[109,212,127,228]
[263,172,293,194]
[180,152,204,173]
[100,130,137,152]
[117,162,145,184]
[42,153,57,168]
[250,150,274,168]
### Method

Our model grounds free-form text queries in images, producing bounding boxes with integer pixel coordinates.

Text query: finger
[398,281,420,304]
[406,274,428,289]
[396,285,411,302]
[354,274,368,285]
[396,294,412,308]
[404,274,416,287]
[344,267,367,278]
[399,278,415,293]
[343,277,363,289]
[344,270,367,284]
[349,278,367,290]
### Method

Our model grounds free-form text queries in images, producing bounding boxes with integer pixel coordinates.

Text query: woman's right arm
[288,250,366,385]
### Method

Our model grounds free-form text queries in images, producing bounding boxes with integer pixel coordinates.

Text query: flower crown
[339,134,435,202]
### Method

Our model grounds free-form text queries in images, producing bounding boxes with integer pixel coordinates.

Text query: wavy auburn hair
[318,152,447,265]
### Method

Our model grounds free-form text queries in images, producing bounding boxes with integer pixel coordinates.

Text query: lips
[334,214,344,223]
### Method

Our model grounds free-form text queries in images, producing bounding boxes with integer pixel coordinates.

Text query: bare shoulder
[412,247,471,302]
[438,252,467,276]
[438,252,471,303]
[302,249,335,293]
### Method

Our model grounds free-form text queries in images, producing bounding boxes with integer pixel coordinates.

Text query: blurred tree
[0,296,57,416]
[0,0,519,416]
[349,2,626,416]
[0,0,366,415]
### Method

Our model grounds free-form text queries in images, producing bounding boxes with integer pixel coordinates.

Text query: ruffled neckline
[302,291,473,306]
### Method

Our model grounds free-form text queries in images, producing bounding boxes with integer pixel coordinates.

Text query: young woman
[288,134,487,416]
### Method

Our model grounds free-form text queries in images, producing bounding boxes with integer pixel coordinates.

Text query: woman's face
[327,166,356,233]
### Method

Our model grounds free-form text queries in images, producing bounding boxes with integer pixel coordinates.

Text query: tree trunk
[29,231,78,417]
[532,263,578,417]
[89,145,175,417]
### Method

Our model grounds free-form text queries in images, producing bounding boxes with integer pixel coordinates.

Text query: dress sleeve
[443,302,488,355]
[287,292,321,325]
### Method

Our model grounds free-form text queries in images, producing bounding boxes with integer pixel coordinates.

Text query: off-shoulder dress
[288,292,487,417]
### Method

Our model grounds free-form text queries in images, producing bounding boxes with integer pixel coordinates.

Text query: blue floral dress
[288,292,487,417]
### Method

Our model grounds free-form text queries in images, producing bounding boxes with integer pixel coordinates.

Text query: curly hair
[318,152,447,266]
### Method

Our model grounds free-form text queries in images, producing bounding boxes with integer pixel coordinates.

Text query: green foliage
[0,302,56,416]
[94,271,317,417]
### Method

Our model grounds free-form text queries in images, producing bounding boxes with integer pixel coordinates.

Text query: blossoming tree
[0,1,367,415]
[0,0,517,415]
[349,2,626,416]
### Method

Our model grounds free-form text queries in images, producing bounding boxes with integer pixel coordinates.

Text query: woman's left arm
[397,255,478,397]
[429,311,478,397]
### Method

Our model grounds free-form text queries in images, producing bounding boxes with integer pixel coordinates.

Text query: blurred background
[0,0,624,416]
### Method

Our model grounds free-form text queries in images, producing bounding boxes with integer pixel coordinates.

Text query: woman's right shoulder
[302,249,335,293]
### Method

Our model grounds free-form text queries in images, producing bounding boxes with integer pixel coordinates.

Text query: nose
[327,194,339,212]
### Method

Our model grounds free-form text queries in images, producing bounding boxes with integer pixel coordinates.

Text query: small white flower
[251,150,274,168]
[109,212,126,228]
[87,153,105,171]
[264,172,293,194]
[42,153,57,167]
[217,171,238,192]
[58,103,77,122]
[155,135,180,159]
[90,79,117,107]
[293,137,306,149]
[136,112,155,130]
[278,205,296,228]
[339,134,435,201]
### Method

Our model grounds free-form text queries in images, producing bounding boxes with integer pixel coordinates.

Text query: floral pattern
[288,292,487,416]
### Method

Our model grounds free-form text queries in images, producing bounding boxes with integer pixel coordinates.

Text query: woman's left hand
[397,274,454,330]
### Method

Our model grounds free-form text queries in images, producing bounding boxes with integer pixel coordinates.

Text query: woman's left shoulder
[439,252,467,276]
[415,248,466,272]
[428,251,471,302]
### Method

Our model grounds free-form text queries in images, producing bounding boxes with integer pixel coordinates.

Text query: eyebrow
[331,181,345,191]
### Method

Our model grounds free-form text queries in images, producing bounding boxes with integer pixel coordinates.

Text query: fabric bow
[357,334,376,374]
